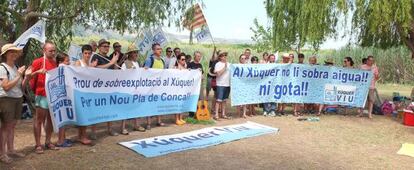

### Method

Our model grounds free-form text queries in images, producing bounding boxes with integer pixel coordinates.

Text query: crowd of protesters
[0,40,379,163]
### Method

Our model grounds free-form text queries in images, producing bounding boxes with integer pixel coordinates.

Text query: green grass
[184,117,215,125]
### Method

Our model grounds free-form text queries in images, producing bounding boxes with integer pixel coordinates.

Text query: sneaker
[263,111,268,116]
[269,111,276,117]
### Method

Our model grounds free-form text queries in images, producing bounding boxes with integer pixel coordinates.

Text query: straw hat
[324,57,334,64]
[282,53,290,58]
[126,44,139,54]
[1,43,22,56]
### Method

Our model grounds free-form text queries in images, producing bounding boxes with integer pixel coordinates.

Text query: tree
[0,0,196,64]
[253,0,414,59]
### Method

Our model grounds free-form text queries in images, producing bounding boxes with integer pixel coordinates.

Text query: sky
[164,0,349,49]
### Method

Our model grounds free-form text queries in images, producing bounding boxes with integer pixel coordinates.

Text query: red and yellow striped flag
[183,3,207,30]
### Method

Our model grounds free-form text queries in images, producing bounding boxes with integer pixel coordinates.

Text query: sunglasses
[167,51,173,53]
[180,58,186,61]
[101,45,110,48]
[114,45,121,48]
[343,60,348,62]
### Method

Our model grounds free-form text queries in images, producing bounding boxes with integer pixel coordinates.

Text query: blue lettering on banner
[120,122,279,157]
[230,64,373,107]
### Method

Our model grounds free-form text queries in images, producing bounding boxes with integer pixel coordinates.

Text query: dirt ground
[1,110,414,170]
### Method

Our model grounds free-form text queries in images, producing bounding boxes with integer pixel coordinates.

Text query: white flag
[135,30,153,54]
[13,20,46,49]
[195,25,211,42]
[67,43,82,64]
[152,27,168,47]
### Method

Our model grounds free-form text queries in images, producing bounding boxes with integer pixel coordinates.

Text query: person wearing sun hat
[0,43,27,163]
[281,53,290,64]
[324,57,334,66]
[119,44,146,134]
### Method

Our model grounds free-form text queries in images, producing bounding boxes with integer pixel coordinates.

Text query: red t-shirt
[30,56,57,96]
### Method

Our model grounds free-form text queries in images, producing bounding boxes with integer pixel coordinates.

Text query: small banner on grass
[119,121,279,157]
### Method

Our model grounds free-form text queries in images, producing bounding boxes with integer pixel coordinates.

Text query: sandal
[222,115,231,120]
[213,116,220,121]
[35,145,44,154]
[121,129,129,135]
[134,126,146,132]
[156,122,165,127]
[56,141,72,148]
[0,155,12,164]
[79,139,96,146]
[45,143,59,150]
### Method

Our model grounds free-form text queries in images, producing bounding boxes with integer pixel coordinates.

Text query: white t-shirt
[168,57,177,69]
[163,56,172,68]
[121,61,140,70]
[214,61,230,87]
[0,63,23,98]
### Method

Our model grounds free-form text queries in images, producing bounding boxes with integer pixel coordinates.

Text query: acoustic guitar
[196,100,211,120]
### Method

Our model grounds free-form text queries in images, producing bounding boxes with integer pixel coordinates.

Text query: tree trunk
[189,28,194,45]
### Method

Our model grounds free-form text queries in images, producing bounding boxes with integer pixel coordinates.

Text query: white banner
[195,25,211,42]
[152,27,168,47]
[67,43,82,63]
[13,20,46,48]
[45,66,202,132]
[120,121,279,157]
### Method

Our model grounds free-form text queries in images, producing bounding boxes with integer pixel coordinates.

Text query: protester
[243,49,252,63]
[237,54,248,118]
[277,53,290,115]
[260,52,269,63]
[249,56,259,116]
[143,43,166,129]
[30,41,59,153]
[293,53,305,116]
[343,56,354,68]
[185,54,192,65]
[206,47,219,113]
[91,39,120,136]
[362,58,367,65]
[251,56,259,64]
[359,55,379,119]
[288,53,295,63]
[168,47,181,69]
[188,51,204,118]
[164,47,173,68]
[74,45,96,145]
[304,56,318,114]
[0,44,27,163]
[120,45,146,133]
[317,57,335,116]
[173,53,188,125]
[263,54,278,116]
[89,40,98,53]
[110,42,124,66]
[213,52,231,120]
[55,53,73,147]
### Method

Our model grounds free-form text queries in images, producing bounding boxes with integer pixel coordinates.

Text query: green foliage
[0,0,198,65]
[253,0,414,58]
[252,0,348,52]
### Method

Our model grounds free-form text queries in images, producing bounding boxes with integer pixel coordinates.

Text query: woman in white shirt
[0,44,27,163]
[120,45,146,134]
[173,53,188,125]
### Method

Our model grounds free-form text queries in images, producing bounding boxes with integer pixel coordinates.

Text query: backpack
[149,56,165,68]
[0,63,18,80]
[380,100,393,115]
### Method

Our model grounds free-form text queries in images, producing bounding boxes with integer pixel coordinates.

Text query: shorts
[35,95,49,109]
[215,86,230,102]
[367,89,376,102]
[0,97,23,123]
